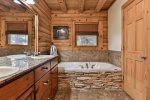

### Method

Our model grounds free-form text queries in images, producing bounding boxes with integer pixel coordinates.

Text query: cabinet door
[50,66,58,99]
[17,87,34,100]
[0,72,34,100]
[35,72,50,100]
[123,0,147,99]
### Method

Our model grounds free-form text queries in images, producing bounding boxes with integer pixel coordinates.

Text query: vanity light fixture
[13,0,35,4]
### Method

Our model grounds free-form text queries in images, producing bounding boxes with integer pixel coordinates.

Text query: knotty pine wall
[51,11,108,51]
[51,11,109,62]
[0,0,52,56]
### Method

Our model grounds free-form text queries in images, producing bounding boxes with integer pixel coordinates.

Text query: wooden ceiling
[0,0,26,12]
[0,0,116,13]
[45,0,116,13]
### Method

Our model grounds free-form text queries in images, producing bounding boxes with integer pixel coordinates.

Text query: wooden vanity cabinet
[0,72,34,100]
[50,65,58,99]
[0,57,58,100]
[17,86,34,100]
[35,58,58,100]
[35,71,51,100]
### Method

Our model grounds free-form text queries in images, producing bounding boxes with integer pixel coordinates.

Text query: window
[77,35,97,46]
[75,23,98,47]
[6,22,29,46]
[8,34,28,45]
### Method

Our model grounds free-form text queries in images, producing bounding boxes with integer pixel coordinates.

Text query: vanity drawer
[51,57,58,69]
[0,71,34,100]
[35,62,50,81]
[35,72,50,100]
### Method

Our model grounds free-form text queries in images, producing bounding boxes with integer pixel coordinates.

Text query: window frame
[75,23,99,47]
[0,17,32,47]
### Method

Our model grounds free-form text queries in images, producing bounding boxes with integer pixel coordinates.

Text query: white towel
[50,45,58,56]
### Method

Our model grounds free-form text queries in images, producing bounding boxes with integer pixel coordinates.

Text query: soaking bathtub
[57,62,122,89]
[58,62,121,72]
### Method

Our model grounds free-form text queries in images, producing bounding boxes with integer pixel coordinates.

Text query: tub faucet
[91,65,95,69]
[86,63,89,69]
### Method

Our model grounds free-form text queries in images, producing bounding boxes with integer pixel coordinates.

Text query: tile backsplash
[59,50,109,62]
[59,50,121,67]
[108,50,121,67]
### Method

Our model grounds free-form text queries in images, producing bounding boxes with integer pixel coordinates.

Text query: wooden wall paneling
[0,20,6,46]
[51,21,73,50]
[95,0,107,12]
[98,21,103,50]
[78,0,85,13]
[51,11,108,51]
[0,4,10,12]
[23,0,52,52]
[28,20,33,49]
[57,0,67,13]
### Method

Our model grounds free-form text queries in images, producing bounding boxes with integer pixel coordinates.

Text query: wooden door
[123,0,147,99]
[146,0,150,99]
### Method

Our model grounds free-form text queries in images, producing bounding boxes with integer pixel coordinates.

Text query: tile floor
[54,86,133,100]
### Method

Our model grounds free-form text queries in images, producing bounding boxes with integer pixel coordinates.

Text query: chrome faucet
[24,51,32,56]
[24,50,40,56]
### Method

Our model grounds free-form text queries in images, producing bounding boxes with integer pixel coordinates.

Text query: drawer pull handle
[43,80,50,85]
[47,97,50,100]
[42,67,48,70]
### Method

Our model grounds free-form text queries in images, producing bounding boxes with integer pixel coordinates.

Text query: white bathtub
[58,62,121,72]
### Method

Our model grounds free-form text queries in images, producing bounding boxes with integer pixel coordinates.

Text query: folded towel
[50,45,58,56]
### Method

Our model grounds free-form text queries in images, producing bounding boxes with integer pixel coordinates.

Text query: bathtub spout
[79,65,84,69]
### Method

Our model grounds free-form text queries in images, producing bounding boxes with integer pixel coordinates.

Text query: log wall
[51,11,108,51]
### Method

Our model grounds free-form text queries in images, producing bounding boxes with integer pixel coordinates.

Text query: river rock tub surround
[58,62,122,90]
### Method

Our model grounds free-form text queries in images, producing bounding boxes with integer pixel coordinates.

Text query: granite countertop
[0,55,58,87]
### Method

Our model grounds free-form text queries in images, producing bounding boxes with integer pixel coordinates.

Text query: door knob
[141,55,147,60]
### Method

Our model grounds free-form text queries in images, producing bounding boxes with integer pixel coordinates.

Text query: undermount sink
[0,67,19,78]
[30,55,55,59]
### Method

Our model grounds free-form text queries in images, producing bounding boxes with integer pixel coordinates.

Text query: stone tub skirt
[58,62,123,90]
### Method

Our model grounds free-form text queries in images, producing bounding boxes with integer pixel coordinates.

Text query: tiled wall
[59,50,121,67]
[59,50,109,62]
[108,50,121,67]
[0,48,26,57]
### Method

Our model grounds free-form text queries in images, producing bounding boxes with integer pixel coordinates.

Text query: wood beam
[57,0,67,13]
[78,0,84,13]
[0,4,10,12]
[95,0,107,12]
